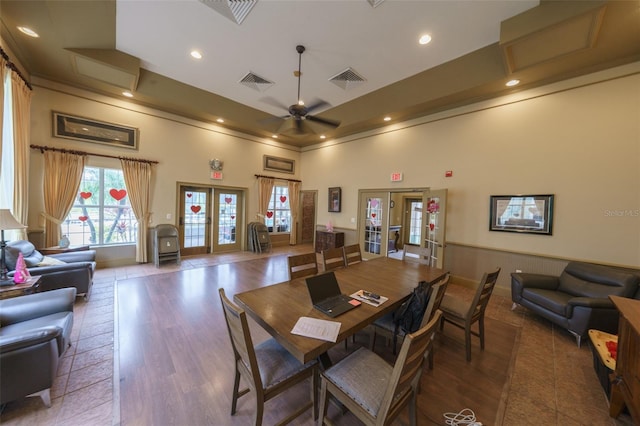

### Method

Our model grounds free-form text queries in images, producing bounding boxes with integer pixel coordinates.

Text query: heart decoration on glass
[266,211,274,218]
[429,223,435,231]
[231,215,235,220]
[186,193,192,198]
[191,205,201,214]
[79,216,88,222]
[109,188,127,201]
[371,213,377,218]
[370,200,379,208]
[225,197,232,204]
[80,191,92,199]
[280,195,287,203]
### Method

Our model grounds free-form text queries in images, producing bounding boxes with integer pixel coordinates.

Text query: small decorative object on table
[59,235,70,248]
[13,252,30,284]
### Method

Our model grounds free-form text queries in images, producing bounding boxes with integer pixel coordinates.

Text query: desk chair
[402,245,431,265]
[343,244,362,266]
[287,252,318,280]
[318,311,442,426]
[439,268,501,362]
[321,247,346,272]
[370,273,450,361]
[218,289,318,425]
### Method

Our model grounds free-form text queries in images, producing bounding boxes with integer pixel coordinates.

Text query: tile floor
[0,246,634,425]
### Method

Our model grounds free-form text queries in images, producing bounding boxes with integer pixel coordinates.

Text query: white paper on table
[291,316,341,342]
[350,290,388,307]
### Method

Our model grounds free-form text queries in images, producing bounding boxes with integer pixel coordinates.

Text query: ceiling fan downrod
[296,45,305,105]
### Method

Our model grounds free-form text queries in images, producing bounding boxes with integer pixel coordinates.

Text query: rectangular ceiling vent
[329,68,366,90]
[199,0,258,25]
[367,0,385,8]
[240,72,274,92]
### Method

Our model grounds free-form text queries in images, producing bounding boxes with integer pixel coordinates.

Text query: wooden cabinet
[609,296,640,424]
[315,231,344,253]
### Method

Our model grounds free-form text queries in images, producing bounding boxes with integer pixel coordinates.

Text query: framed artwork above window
[53,111,139,150]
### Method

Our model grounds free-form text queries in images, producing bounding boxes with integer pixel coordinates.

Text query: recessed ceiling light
[122,91,133,98]
[272,135,278,139]
[418,34,432,45]
[383,116,392,122]
[190,50,202,59]
[216,118,224,123]
[506,79,520,87]
[17,26,39,38]
[320,135,326,139]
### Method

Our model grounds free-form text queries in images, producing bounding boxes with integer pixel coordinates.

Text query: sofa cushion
[5,241,44,270]
[37,256,67,266]
[558,262,638,298]
[522,288,573,317]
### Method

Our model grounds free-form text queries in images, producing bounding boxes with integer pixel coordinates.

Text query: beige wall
[24,64,640,269]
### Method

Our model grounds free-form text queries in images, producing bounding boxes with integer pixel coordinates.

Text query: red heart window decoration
[280,196,287,203]
[80,191,92,199]
[429,223,435,231]
[79,216,88,222]
[230,215,235,220]
[191,205,201,214]
[225,197,232,204]
[109,189,127,201]
[266,211,274,218]
[371,213,377,218]
[186,193,192,198]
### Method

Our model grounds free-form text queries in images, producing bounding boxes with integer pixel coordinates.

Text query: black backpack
[393,281,432,334]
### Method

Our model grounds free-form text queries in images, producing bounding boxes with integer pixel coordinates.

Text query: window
[265,185,290,233]
[62,167,137,246]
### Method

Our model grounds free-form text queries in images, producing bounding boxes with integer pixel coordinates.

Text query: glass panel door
[359,191,389,260]
[213,189,243,253]
[407,199,423,245]
[423,189,447,269]
[179,186,211,256]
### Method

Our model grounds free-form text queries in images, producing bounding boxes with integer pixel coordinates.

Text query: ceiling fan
[263,45,341,135]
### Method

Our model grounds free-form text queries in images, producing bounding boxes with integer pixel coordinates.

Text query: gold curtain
[120,159,152,263]
[11,72,32,239]
[0,56,6,173]
[288,180,301,245]
[258,177,274,223]
[43,151,85,247]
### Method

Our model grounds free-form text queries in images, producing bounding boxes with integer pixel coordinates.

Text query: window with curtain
[265,185,290,233]
[63,167,137,246]
[0,62,13,211]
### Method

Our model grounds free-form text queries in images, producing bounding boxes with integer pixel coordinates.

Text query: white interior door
[359,191,389,260]
[423,188,447,269]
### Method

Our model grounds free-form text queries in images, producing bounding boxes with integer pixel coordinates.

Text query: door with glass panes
[423,189,447,269]
[213,189,243,253]
[359,191,389,260]
[179,186,211,256]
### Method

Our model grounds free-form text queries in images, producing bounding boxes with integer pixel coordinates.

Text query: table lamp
[0,209,26,286]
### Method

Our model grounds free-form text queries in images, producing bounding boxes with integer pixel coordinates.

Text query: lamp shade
[0,209,26,231]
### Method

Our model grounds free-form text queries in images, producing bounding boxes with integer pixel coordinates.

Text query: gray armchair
[0,287,76,407]
[5,240,96,300]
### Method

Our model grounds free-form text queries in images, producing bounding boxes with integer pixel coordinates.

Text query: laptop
[305,272,359,318]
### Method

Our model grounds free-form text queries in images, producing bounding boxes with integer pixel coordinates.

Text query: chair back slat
[287,253,319,280]
[343,244,362,266]
[322,247,346,272]
[466,268,501,321]
[419,273,450,329]
[377,310,442,420]
[402,245,431,265]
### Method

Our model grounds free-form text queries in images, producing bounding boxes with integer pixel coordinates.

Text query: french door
[179,185,211,256]
[213,189,243,253]
[423,189,447,269]
[359,191,389,260]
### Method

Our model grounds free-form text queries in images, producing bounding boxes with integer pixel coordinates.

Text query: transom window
[62,167,137,246]
[265,185,290,233]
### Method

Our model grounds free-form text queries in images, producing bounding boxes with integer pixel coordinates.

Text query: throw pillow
[37,256,67,266]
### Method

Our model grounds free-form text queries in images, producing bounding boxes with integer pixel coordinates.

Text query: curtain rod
[1,47,33,91]
[30,144,159,165]
[255,174,301,183]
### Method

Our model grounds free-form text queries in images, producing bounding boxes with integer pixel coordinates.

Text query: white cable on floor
[443,408,482,426]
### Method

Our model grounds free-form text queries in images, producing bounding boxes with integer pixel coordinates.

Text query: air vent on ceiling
[239,72,274,92]
[329,68,366,90]
[199,0,258,25]
[367,0,385,8]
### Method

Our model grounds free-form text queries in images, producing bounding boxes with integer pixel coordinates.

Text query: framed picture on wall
[489,194,554,235]
[328,187,341,212]
[52,111,138,149]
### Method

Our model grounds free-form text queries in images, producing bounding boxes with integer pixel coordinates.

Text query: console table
[315,231,344,253]
[0,275,42,300]
[609,296,640,424]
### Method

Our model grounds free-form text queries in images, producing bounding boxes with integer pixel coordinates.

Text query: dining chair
[439,268,501,362]
[287,252,318,280]
[402,244,431,265]
[218,288,318,425]
[321,247,346,272]
[370,273,450,359]
[318,310,442,426]
[343,244,362,266]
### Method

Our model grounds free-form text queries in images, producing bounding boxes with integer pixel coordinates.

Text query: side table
[40,245,90,255]
[0,275,42,299]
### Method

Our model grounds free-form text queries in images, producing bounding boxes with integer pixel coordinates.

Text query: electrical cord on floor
[443,408,482,426]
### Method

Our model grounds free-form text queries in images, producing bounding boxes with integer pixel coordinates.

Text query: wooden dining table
[234,257,447,364]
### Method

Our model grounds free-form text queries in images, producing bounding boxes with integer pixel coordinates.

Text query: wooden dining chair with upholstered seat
[343,244,362,266]
[218,288,318,425]
[402,245,431,265]
[439,268,501,362]
[321,247,346,272]
[318,311,442,426]
[287,252,319,280]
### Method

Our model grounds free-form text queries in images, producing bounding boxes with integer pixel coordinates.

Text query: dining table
[234,256,448,365]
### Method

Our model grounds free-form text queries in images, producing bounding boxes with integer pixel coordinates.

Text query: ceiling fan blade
[293,118,305,134]
[305,98,331,114]
[306,115,341,128]
[260,96,289,111]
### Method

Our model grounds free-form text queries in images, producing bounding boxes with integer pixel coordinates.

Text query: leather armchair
[0,288,76,407]
[5,240,96,300]
[511,262,639,346]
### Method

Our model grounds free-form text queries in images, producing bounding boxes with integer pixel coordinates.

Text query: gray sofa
[0,288,76,407]
[5,240,96,300]
[511,261,639,346]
